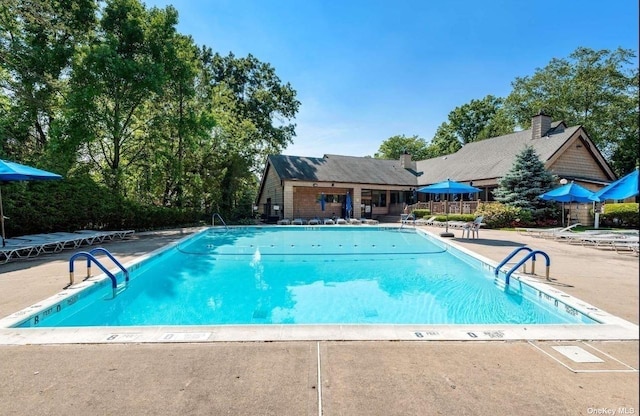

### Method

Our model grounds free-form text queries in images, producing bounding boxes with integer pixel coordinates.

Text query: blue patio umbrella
[591,168,639,202]
[320,192,325,212]
[0,159,63,246]
[539,181,596,226]
[417,179,480,237]
[345,192,352,219]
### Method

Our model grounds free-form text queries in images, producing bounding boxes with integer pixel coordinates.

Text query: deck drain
[551,346,604,363]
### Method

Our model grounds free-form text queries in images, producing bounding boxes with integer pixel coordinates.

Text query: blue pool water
[28,227,597,327]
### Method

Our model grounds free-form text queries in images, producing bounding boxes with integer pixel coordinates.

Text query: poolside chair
[0,239,42,263]
[308,218,321,225]
[400,213,415,225]
[613,239,639,255]
[461,216,484,239]
[516,223,581,238]
[414,216,437,226]
[277,218,291,225]
[323,218,335,225]
[12,234,66,253]
[537,223,581,239]
[74,229,135,242]
[348,218,362,225]
[335,218,348,225]
[292,218,306,225]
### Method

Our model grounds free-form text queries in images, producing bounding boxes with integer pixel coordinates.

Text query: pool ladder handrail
[212,212,228,229]
[495,247,551,285]
[68,248,129,298]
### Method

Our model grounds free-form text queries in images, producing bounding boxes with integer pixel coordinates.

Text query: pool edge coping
[0,226,637,344]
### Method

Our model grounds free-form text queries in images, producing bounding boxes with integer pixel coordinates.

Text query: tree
[207,52,300,173]
[374,134,430,159]
[0,0,97,162]
[493,146,556,213]
[505,47,639,175]
[447,95,514,144]
[66,0,179,194]
[425,122,461,157]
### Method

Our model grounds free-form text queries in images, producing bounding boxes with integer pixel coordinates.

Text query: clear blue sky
[144,0,638,158]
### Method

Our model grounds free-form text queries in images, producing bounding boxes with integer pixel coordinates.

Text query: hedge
[600,203,639,228]
[2,176,207,237]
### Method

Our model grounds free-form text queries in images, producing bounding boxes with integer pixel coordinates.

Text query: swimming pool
[10,227,600,328]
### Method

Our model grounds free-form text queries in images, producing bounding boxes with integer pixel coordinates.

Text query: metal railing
[211,212,228,229]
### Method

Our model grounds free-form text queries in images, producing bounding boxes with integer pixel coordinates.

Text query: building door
[361,197,372,219]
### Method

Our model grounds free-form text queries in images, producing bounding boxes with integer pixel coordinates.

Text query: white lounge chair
[335,218,348,225]
[516,223,581,238]
[414,216,437,226]
[74,229,135,242]
[308,218,321,225]
[323,218,335,225]
[292,218,306,225]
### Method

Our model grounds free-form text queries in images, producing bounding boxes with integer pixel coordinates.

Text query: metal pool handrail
[68,248,129,298]
[212,213,228,229]
[496,247,551,285]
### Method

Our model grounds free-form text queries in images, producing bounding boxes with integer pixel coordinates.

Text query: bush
[412,209,431,218]
[3,175,206,237]
[475,202,528,228]
[433,214,475,222]
[600,203,639,228]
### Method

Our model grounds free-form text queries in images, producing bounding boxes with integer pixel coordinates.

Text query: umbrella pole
[0,187,5,247]
[445,198,449,233]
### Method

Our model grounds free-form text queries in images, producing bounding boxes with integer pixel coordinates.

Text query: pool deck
[0,225,638,415]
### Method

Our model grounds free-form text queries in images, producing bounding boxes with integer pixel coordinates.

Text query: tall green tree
[201,51,300,218]
[447,95,514,144]
[426,122,462,157]
[0,0,97,163]
[208,52,300,172]
[374,134,430,159]
[140,33,214,209]
[505,47,639,175]
[66,0,178,194]
[493,146,556,213]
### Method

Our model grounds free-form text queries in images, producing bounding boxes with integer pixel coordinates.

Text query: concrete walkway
[0,226,637,415]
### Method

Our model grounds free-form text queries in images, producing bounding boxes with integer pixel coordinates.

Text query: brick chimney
[532,110,552,139]
[400,150,416,170]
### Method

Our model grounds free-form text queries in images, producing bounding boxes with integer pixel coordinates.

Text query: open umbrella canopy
[417,179,480,237]
[538,182,595,203]
[417,179,480,195]
[0,159,63,181]
[0,159,63,247]
[591,168,639,202]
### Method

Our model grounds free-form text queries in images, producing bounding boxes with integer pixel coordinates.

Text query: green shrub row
[600,203,639,228]
[2,176,206,237]
[412,209,431,218]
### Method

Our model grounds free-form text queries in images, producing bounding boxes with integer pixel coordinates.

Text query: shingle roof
[270,122,603,187]
[269,154,418,185]
[415,122,581,185]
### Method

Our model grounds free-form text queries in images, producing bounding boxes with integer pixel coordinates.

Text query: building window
[372,190,387,207]
[317,194,344,203]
